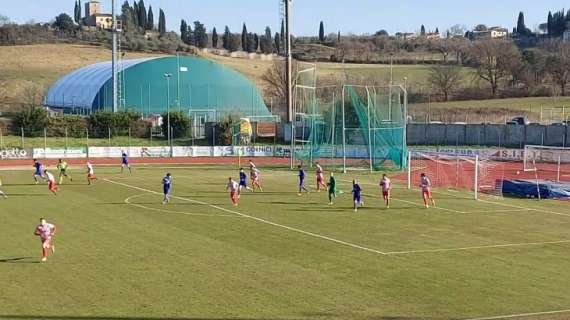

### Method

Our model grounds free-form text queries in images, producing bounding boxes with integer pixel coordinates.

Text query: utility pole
[112,0,118,112]
[285,0,293,123]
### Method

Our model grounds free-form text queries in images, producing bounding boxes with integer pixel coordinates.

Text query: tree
[147,6,154,30]
[474,24,488,32]
[547,11,553,36]
[194,21,208,48]
[158,9,166,34]
[420,24,426,36]
[161,111,190,138]
[468,39,522,97]
[516,12,531,37]
[241,23,248,51]
[53,13,75,32]
[448,24,467,37]
[543,40,570,95]
[274,32,281,54]
[132,1,139,28]
[435,27,439,34]
[186,24,195,46]
[319,21,325,42]
[121,1,135,32]
[374,30,388,36]
[180,20,188,44]
[428,65,463,101]
[0,14,10,27]
[137,0,147,30]
[337,31,341,42]
[261,60,299,111]
[222,26,231,50]
[212,27,218,48]
[260,27,273,54]
[74,1,80,24]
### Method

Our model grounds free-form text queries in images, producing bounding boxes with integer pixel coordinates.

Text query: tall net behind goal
[523,145,570,182]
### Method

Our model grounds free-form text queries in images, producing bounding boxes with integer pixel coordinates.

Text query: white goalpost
[523,145,570,182]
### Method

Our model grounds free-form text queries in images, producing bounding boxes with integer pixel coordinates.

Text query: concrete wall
[407,124,569,147]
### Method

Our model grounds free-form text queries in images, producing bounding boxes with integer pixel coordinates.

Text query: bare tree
[22,81,44,108]
[261,60,301,118]
[428,65,463,101]
[542,40,570,96]
[468,40,522,97]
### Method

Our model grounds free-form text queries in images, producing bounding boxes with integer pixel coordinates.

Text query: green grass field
[1,164,570,320]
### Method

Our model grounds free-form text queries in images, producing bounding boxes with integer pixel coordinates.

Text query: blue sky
[0,0,568,35]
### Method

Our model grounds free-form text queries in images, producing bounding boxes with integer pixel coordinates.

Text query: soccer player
[162,173,172,205]
[238,168,252,194]
[251,167,263,192]
[57,159,72,184]
[0,177,7,199]
[380,174,391,208]
[327,172,337,205]
[32,159,44,184]
[121,151,132,174]
[248,159,257,171]
[352,180,364,212]
[34,218,56,262]
[226,177,239,206]
[315,162,327,192]
[298,165,310,195]
[87,162,98,185]
[420,173,436,208]
[44,170,58,195]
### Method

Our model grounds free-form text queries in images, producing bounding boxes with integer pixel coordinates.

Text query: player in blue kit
[298,165,310,196]
[32,159,44,184]
[238,168,252,195]
[121,151,132,174]
[352,180,364,212]
[162,173,172,204]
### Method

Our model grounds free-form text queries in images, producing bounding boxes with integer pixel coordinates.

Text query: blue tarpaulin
[501,179,570,199]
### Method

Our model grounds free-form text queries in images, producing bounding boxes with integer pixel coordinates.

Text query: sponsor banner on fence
[0,148,32,159]
[33,148,88,159]
[409,147,526,161]
[88,147,171,158]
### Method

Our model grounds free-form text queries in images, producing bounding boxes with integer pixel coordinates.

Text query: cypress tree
[517,12,528,36]
[263,27,273,54]
[319,21,325,42]
[158,9,166,34]
[337,31,341,42]
[74,1,79,23]
[138,0,147,30]
[274,32,280,54]
[180,19,188,43]
[212,27,218,48]
[421,24,426,36]
[187,24,195,46]
[241,23,248,51]
[78,0,81,21]
[132,1,139,29]
[547,11,553,36]
[435,27,439,34]
[254,33,259,51]
[147,6,154,30]
[194,21,207,48]
[223,26,231,50]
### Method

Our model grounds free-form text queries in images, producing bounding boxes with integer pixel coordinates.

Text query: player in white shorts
[379,174,391,208]
[34,218,57,262]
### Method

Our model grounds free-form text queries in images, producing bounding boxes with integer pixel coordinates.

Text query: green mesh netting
[294,85,407,170]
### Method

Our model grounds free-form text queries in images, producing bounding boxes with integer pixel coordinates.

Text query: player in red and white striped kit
[226,177,240,206]
[34,218,57,262]
[315,162,327,192]
[379,174,391,208]
[420,173,436,208]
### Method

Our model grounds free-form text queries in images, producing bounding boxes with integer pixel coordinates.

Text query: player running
[352,180,364,212]
[248,159,257,171]
[315,162,327,192]
[226,177,240,206]
[297,165,310,196]
[162,173,172,204]
[327,172,337,205]
[87,162,98,185]
[420,173,436,208]
[121,151,132,174]
[250,167,263,192]
[0,177,7,199]
[57,159,73,184]
[34,218,56,262]
[379,174,391,208]
[238,168,253,194]
[32,159,44,184]
[44,170,58,195]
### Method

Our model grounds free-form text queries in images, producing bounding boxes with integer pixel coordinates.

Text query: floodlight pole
[285,0,294,169]
[164,73,173,157]
[112,0,118,113]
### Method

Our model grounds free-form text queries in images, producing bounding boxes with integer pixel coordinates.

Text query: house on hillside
[82,1,114,30]
[395,32,417,40]
[471,27,508,40]
[426,32,440,40]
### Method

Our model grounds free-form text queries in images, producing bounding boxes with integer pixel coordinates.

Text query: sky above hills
[0,0,568,36]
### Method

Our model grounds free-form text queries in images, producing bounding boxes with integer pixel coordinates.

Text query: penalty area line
[104,179,389,257]
[466,308,570,320]
[124,194,241,218]
[384,239,570,255]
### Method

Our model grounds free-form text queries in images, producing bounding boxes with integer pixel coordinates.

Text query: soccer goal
[523,145,570,182]
[407,151,509,200]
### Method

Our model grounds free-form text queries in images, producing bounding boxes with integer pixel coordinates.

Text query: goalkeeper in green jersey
[57,159,73,184]
[327,172,337,205]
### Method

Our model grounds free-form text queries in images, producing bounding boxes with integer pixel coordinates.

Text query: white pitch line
[105,179,389,256]
[124,194,241,218]
[467,308,570,320]
[462,209,534,214]
[384,239,570,255]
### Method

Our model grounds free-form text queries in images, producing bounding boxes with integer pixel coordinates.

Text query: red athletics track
[0,157,291,169]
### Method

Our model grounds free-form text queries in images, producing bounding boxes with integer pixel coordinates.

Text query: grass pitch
[1,164,570,320]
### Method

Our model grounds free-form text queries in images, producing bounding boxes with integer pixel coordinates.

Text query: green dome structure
[45,56,272,120]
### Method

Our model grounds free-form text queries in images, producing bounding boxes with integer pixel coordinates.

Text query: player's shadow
[0,257,39,264]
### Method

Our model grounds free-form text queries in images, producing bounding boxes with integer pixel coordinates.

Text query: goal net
[407,151,507,199]
[523,145,570,182]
